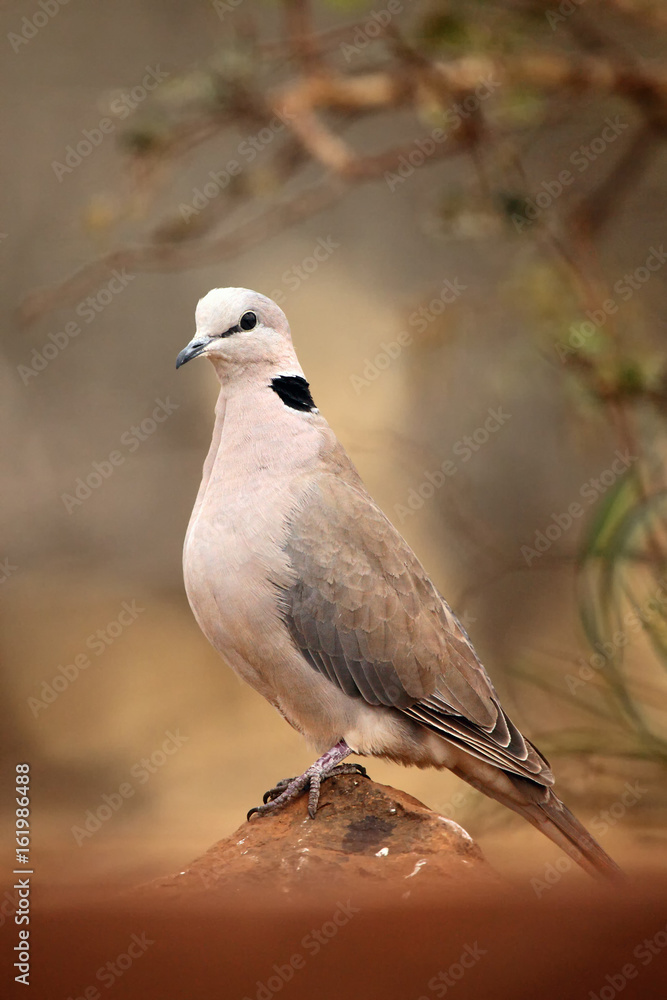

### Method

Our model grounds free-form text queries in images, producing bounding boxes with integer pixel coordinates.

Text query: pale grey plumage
[278,472,550,783]
[177,286,622,881]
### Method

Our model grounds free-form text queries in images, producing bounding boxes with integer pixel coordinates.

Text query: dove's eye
[240,311,257,331]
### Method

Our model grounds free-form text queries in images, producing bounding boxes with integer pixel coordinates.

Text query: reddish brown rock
[148,774,495,901]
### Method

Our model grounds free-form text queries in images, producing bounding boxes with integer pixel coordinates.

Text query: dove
[176,286,622,881]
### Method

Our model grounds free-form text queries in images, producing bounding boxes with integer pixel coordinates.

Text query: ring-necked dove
[176,287,622,881]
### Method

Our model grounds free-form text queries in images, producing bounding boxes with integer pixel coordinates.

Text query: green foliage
[497,88,547,127]
[419,12,471,49]
[575,470,667,751]
[118,125,169,155]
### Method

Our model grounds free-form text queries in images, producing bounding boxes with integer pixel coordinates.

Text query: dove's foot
[260,763,368,804]
[247,740,368,820]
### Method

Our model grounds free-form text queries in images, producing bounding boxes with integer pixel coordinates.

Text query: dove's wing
[277,471,552,786]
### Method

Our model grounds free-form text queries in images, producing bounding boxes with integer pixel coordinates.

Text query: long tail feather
[513,787,625,882]
[454,766,625,882]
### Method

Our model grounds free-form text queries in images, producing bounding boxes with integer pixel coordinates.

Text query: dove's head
[176,287,298,378]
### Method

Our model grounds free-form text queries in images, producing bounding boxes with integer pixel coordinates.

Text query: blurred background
[1,0,666,889]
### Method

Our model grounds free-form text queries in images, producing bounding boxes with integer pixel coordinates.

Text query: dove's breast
[181,386,328,692]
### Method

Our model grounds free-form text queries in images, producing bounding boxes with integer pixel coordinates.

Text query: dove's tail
[517,790,624,882]
[486,772,625,883]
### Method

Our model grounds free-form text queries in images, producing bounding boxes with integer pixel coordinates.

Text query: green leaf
[578,468,641,564]
[576,469,658,730]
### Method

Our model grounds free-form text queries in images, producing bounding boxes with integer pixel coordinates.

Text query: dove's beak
[176,337,208,369]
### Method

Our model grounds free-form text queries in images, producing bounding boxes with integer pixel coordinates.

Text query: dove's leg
[247,739,368,820]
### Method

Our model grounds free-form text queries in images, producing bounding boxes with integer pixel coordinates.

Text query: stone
[147,774,495,901]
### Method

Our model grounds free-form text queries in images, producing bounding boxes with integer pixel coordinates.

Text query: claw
[246,739,360,820]
[335,763,368,779]
[262,777,293,803]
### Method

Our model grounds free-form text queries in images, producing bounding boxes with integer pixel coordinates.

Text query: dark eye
[240,311,257,331]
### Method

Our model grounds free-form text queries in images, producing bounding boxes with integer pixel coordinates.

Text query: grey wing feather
[278,470,553,786]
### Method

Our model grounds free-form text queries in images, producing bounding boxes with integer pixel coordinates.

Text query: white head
[176,287,301,381]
